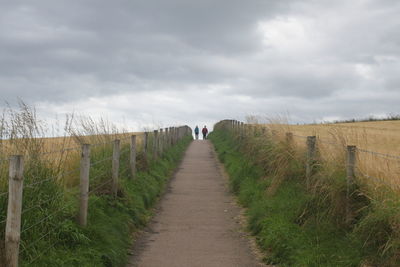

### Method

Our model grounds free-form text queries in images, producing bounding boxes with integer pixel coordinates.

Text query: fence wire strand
[24,167,80,189]
[357,148,400,161]
[292,134,308,139]
[90,155,113,167]
[355,168,397,189]
[21,203,72,234]
[89,179,113,195]
[37,146,81,156]
[21,187,78,215]
[20,226,58,253]
[26,240,59,265]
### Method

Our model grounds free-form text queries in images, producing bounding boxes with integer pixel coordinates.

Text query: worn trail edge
[128,140,263,267]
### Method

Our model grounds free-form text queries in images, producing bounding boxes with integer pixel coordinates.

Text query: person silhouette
[202,126,208,140]
[194,125,199,140]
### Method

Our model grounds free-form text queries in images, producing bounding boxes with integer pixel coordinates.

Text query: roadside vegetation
[0,102,192,266]
[210,120,400,266]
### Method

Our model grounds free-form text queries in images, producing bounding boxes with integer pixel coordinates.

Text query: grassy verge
[1,136,191,266]
[209,126,400,266]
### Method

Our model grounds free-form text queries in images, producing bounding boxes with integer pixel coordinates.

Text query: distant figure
[194,125,199,140]
[202,126,208,140]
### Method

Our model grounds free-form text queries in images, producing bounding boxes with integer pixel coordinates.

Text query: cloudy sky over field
[0,0,399,130]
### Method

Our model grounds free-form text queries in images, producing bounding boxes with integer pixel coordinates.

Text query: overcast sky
[0,0,399,131]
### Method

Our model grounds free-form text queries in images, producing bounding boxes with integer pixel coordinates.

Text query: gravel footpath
[127,140,264,267]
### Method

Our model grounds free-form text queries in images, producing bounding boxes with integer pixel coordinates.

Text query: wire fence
[354,167,397,190]
[24,168,81,189]
[0,126,192,266]
[291,133,400,161]
[225,121,400,194]
[357,148,400,161]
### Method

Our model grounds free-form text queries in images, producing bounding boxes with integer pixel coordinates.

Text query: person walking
[202,126,208,140]
[194,125,199,140]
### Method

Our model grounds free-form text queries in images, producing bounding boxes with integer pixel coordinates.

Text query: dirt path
[127,140,263,267]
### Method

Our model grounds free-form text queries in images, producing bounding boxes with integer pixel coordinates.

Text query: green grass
[210,129,364,266]
[0,136,192,266]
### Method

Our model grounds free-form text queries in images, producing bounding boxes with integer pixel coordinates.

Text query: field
[0,132,147,190]
[262,120,400,192]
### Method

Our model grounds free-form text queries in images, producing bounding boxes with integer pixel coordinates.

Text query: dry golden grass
[259,121,400,192]
[0,132,146,190]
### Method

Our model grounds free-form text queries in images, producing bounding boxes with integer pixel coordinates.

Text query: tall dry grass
[250,119,400,195]
[0,101,146,190]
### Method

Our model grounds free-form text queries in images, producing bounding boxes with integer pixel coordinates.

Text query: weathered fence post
[240,122,244,140]
[252,125,257,137]
[112,139,120,197]
[165,128,169,149]
[168,127,173,146]
[159,129,164,155]
[173,127,177,144]
[235,121,239,136]
[130,135,136,179]
[306,136,317,187]
[153,130,159,159]
[5,155,24,267]
[170,127,174,146]
[286,132,293,144]
[261,127,266,136]
[143,132,149,161]
[271,130,278,138]
[79,144,90,227]
[346,145,356,223]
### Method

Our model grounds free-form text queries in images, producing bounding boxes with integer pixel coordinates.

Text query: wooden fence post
[165,128,169,149]
[306,136,317,187]
[143,132,148,162]
[286,132,293,144]
[171,127,174,146]
[261,127,266,136]
[159,129,164,155]
[130,135,136,179]
[346,145,356,223]
[153,130,159,159]
[252,125,257,137]
[79,144,90,227]
[168,127,172,146]
[5,155,24,267]
[173,127,177,144]
[112,139,120,197]
[271,130,277,138]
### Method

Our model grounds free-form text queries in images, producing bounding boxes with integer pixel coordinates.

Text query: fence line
[355,168,396,189]
[262,125,400,160]
[26,240,59,265]
[357,148,400,161]
[0,133,140,164]
[222,119,399,202]
[24,168,81,189]
[0,125,193,266]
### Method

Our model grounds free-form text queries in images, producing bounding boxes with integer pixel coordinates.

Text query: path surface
[128,140,262,267]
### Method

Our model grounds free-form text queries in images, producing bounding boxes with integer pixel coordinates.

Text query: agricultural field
[0,132,146,190]
[263,120,400,192]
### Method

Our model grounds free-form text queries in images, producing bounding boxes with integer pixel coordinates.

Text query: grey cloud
[0,0,399,126]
